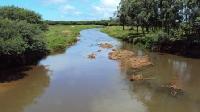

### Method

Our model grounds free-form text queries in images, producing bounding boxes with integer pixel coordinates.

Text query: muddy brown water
[0,29,200,112]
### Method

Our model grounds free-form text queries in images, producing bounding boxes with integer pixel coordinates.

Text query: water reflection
[122,42,200,112]
[0,66,50,112]
[22,29,147,112]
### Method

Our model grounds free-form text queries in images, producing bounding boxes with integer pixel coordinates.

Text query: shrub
[0,37,27,55]
[0,18,48,69]
[0,6,42,24]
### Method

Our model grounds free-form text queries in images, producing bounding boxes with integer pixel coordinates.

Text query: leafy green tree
[0,6,42,24]
[0,6,49,69]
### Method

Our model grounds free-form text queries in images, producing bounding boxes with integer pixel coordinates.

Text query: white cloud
[60,5,81,15]
[41,0,120,20]
[93,0,120,19]
[101,0,120,8]
[41,0,81,16]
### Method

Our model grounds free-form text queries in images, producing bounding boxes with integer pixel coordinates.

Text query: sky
[0,0,120,21]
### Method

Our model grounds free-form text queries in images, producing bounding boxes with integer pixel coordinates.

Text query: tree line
[45,20,119,26]
[117,0,200,35]
[116,0,200,57]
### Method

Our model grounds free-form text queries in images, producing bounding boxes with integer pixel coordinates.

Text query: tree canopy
[117,0,200,36]
[0,6,42,24]
[0,6,48,69]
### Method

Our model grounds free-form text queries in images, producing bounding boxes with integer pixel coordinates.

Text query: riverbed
[0,29,200,112]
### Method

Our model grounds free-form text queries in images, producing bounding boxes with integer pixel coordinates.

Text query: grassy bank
[101,26,200,57]
[101,26,152,48]
[101,26,135,39]
[44,25,98,53]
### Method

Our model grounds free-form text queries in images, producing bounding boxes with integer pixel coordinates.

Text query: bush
[0,6,42,24]
[0,18,48,69]
[134,30,171,48]
[0,19,48,52]
[0,37,27,55]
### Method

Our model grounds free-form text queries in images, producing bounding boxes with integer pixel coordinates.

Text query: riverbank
[0,25,97,82]
[44,25,99,53]
[0,25,99,82]
[101,26,200,58]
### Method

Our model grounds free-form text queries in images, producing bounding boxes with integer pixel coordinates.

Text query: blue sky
[0,0,120,21]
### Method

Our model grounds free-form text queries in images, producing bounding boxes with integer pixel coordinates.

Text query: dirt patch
[128,56,152,69]
[109,50,152,69]
[99,43,113,49]
[88,53,96,59]
[62,30,71,35]
[109,50,135,60]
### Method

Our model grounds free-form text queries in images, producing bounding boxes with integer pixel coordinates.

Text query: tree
[0,6,42,24]
[0,6,49,69]
[117,0,129,30]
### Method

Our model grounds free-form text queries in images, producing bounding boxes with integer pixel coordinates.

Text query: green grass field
[44,25,98,53]
[101,26,142,40]
[101,26,156,39]
[101,26,130,39]
[101,26,162,49]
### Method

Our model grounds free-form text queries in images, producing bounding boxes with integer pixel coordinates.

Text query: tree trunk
[142,26,145,36]
[146,25,149,32]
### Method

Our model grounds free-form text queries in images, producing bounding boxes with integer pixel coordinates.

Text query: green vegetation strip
[44,25,98,53]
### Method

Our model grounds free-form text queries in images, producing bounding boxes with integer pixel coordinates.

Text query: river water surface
[0,29,200,112]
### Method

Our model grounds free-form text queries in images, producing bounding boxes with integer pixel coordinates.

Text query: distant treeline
[45,20,120,26]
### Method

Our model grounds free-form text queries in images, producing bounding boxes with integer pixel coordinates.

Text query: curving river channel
[0,29,200,112]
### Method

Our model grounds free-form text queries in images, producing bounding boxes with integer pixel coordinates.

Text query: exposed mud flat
[161,77,184,97]
[108,49,185,97]
[88,53,96,59]
[109,50,152,69]
[107,49,187,97]
[99,43,113,49]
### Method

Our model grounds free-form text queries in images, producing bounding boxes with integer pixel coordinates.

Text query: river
[0,29,200,112]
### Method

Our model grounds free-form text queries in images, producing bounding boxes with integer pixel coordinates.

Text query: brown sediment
[0,81,18,93]
[99,43,113,49]
[128,74,155,81]
[109,50,135,60]
[129,75,144,81]
[88,53,96,59]
[128,56,152,69]
[109,50,152,69]
[112,49,117,51]
[161,77,184,97]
